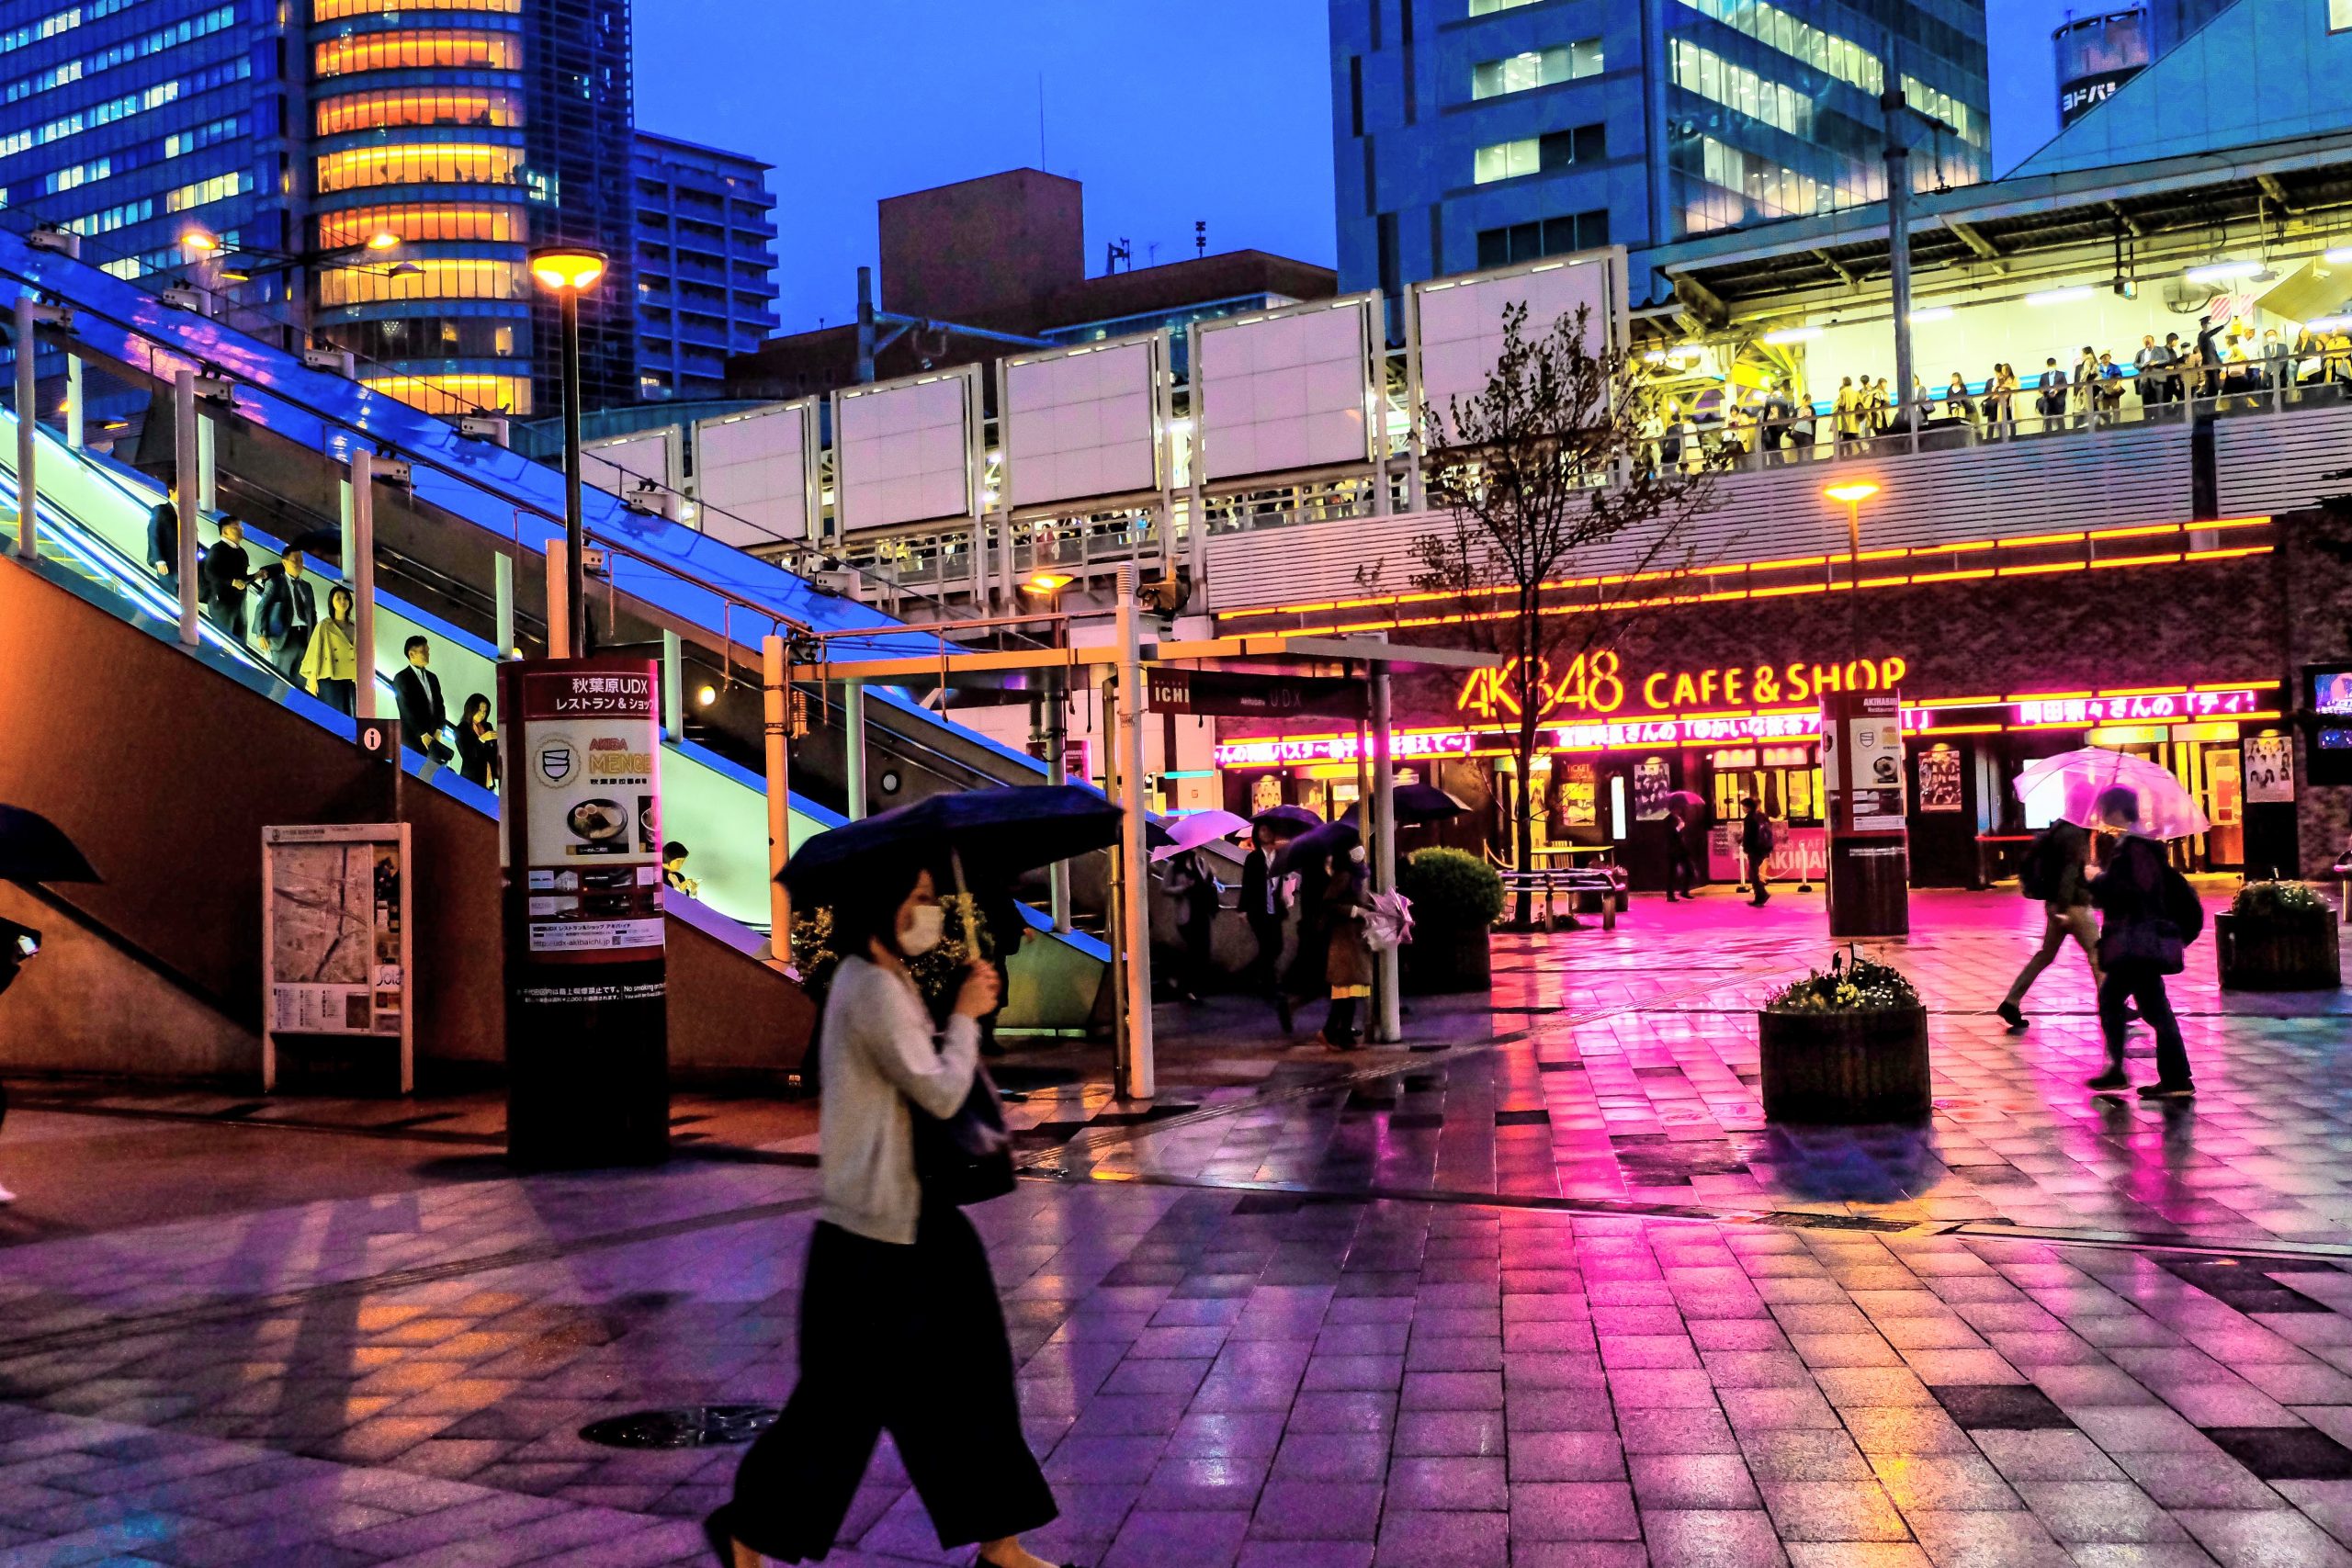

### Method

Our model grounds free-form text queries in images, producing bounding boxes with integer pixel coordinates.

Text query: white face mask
[898,903,945,956]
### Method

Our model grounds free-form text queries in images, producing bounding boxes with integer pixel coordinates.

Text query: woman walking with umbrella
[709,788,1115,1568]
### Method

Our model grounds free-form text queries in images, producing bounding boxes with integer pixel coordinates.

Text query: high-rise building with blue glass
[0,0,638,416]
[631,129,776,400]
[1329,0,1990,310]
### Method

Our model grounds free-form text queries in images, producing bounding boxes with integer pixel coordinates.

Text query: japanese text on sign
[2012,688,2260,727]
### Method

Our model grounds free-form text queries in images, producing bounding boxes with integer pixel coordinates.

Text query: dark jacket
[1322,860,1374,991]
[393,664,447,751]
[2040,819,2093,908]
[145,502,177,572]
[251,569,317,642]
[1739,809,1771,860]
[2090,834,2170,953]
[1240,848,1277,927]
[200,537,250,619]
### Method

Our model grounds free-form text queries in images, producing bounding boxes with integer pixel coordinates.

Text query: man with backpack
[1997,813,2098,1031]
[2088,786,2202,1099]
[1740,796,1774,907]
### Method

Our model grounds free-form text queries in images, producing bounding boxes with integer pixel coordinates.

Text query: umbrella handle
[948,848,981,958]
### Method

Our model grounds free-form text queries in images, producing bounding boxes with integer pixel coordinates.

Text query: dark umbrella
[284,526,344,561]
[778,784,1123,904]
[1252,805,1322,838]
[0,806,100,884]
[1273,818,1360,874]
[1342,783,1468,828]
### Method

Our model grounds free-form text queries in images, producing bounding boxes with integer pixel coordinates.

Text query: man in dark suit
[199,517,252,637]
[393,635,452,762]
[145,498,179,592]
[251,546,318,682]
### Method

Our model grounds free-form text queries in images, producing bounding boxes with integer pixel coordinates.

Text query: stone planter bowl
[1758,1004,1931,1123]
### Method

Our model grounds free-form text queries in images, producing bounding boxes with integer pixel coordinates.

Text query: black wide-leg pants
[726,1206,1057,1561]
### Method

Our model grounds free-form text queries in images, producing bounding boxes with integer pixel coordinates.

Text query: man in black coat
[1740,797,1773,907]
[392,635,452,762]
[250,546,319,682]
[199,517,252,637]
[145,499,179,592]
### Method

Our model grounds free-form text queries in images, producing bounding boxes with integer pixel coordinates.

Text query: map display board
[262,822,412,1092]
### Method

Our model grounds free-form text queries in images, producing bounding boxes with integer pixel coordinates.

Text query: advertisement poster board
[516,665,665,959]
[1631,756,1671,822]
[1917,747,1963,813]
[261,822,412,1093]
[2244,735,2295,805]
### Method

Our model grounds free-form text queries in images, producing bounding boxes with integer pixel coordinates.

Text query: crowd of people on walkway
[1643,313,2352,474]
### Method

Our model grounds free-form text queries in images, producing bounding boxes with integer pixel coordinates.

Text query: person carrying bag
[707,857,1069,1568]
[2087,787,2202,1100]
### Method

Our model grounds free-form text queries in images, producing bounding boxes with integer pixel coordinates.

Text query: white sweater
[819,955,980,1245]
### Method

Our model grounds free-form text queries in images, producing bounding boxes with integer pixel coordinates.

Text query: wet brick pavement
[3,886,2351,1565]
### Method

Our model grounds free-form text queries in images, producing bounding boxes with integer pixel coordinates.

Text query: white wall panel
[837,372,975,534]
[694,401,815,547]
[582,429,674,500]
[1004,339,1158,508]
[1414,254,1620,420]
[1197,302,1374,484]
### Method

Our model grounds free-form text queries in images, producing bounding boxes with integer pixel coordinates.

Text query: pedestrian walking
[250,546,319,683]
[1240,834,1292,1032]
[145,497,179,592]
[2087,787,2201,1099]
[299,585,359,716]
[455,693,499,789]
[1997,813,2098,1030]
[1740,796,1774,907]
[199,517,252,637]
[707,861,1069,1568]
[1664,801,1700,900]
[1320,844,1374,1049]
[1162,848,1217,1004]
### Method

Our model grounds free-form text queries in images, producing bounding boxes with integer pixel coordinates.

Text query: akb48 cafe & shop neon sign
[1455,652,1912,723]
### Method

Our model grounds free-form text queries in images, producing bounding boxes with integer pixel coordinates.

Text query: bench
[1501,866,1626,931]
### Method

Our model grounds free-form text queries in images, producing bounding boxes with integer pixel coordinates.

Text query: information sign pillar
[1822,689,1911,939]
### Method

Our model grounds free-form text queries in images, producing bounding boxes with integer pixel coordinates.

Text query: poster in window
[1917,747,1963,813]
[1558,760,1599,828]
[2244,735,2295,804]
[1632,756,1670,821]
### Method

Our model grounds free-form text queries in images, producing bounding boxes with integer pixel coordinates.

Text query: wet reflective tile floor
[3,887,2351,1565]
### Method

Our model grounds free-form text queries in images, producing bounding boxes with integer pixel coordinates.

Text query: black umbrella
[1252,805,1322,839]
[284,526,344,561]
[1273,818,1360,874]
[1342,784,1469,828]
[778,784,1123,903]
[0,806,100,884]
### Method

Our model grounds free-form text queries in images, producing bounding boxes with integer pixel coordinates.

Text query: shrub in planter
[2216,880,2341,991]
[1758,947,1930,1123]
[786,894,996,1090]
[1398,847,1505,994]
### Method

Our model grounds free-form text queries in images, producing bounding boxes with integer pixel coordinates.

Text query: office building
[2052,2,2235,126]
[1328,0,1990,310]
[632,130,778,400]
[0,0,639,417]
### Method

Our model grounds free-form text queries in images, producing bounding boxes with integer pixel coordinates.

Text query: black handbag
[910,1063,1016,1206]
[2100,919,2185,976]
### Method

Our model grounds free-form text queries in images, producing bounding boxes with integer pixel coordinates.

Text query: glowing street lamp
[529,245,609,655]
[1825,479,1881,661]
[1024,570,1075,597]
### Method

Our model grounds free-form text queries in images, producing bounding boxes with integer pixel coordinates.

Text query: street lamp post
[1818,479,1907,939]
[529,246,608,657]
[1023,571,1077,930]
[1825,479,1880,663]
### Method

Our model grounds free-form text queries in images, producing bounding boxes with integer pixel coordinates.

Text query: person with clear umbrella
[2087,784,2202,1099]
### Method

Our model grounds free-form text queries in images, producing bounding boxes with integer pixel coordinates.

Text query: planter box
[2216,912,2342,991]
[1758,1005,1930,1123]
[1404,926,1492,995]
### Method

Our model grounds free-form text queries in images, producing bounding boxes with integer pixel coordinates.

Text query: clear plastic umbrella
[2014,747,2210,840]
[1149,808,1250,863]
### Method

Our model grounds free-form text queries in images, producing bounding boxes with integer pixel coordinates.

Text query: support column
[173,370,198,646]
[197,408,217,516]
[13,295,36,562]
[1373,667,1400,1044]
[494,552,515,661]
[62,353,81,451]
[545,538,571,659]
[763,634,793,965]
[1046,669,1071,931]
[661,629,684,739]
[350,450,377,722]
[1114,562,1154,1100]
[844,677,868,820]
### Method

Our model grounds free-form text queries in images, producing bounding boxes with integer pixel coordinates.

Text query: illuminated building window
[1472,39,1602,99]
[316,87,522,136]
[317,202,520,245]
[1467,0,1541,14]
[164,168,252,211]
[314,142,523,193]
[312,0,518,16]
[361,371,530,417]
[317,256,524,305]
[312,29,520,78]
[1672,39,1810,139]
[1475,124,1605,184]
[1673,0,1880,96]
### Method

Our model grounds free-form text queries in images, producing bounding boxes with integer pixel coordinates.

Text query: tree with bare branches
[1412,301,1713,927]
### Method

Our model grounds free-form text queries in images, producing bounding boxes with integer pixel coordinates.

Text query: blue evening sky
[634,0,2079,336]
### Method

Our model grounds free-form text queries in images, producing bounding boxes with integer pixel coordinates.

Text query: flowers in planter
[2231,880,2328,921]
[1765,946,1921,1015]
